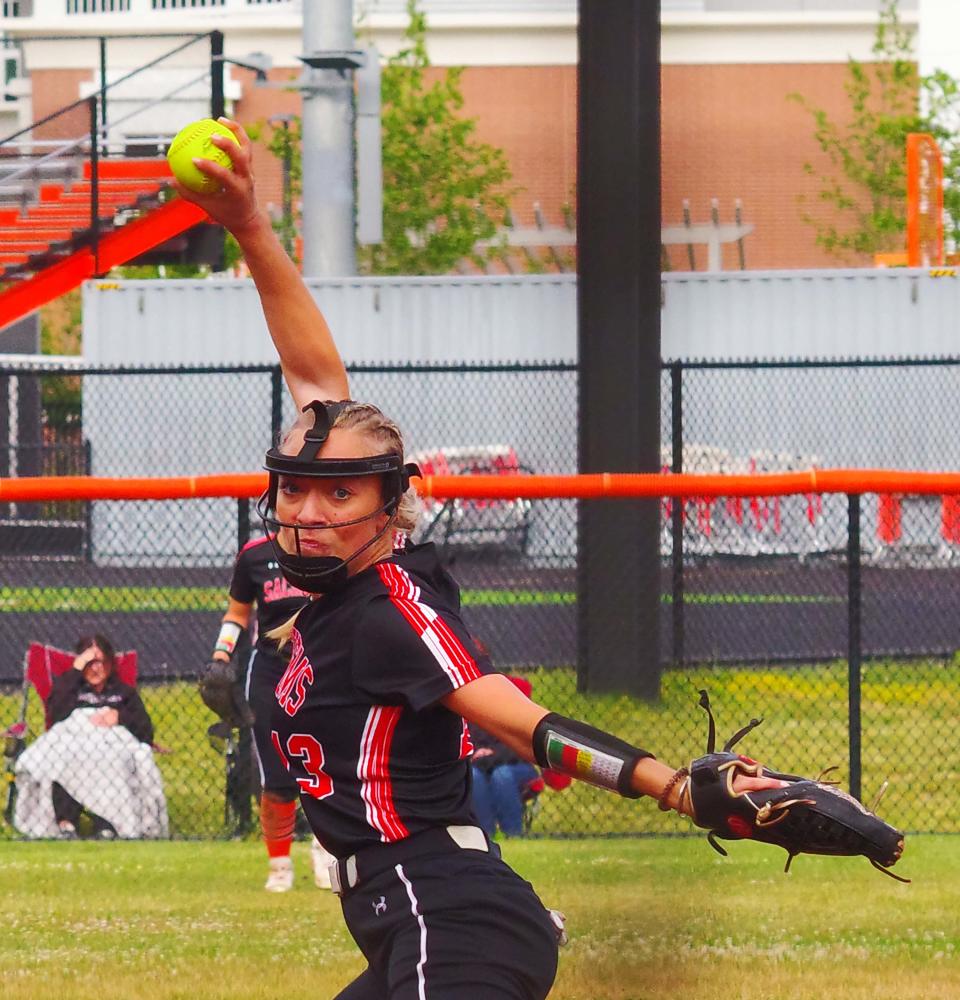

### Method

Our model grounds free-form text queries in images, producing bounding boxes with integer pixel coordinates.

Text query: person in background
[468,640,569,839]
[207,536,336,891]
[49,633,154,839]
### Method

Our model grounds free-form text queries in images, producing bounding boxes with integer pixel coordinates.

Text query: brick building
[0,0,923,270]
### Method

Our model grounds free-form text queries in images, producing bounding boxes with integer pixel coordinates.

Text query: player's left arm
[442,675,782,814]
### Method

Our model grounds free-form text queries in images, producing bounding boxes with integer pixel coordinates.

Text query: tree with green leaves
[358,0,514,274]
[118,0,514,283]
[221,116,302,272]
[791,0,960,260]
[244,0,514,275]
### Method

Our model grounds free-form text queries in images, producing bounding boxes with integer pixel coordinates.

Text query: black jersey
[229,534,310,657]
[48,671,154,745]
[268,542,495,859]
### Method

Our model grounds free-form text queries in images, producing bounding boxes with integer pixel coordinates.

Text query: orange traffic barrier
[6,468,960,503]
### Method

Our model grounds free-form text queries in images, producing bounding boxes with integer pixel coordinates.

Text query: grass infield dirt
[0,836,955,1000]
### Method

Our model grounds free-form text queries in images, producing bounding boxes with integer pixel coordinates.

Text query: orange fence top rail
[6,469,960,503]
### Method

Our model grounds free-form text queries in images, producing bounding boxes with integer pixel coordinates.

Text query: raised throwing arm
[170,117,349,409]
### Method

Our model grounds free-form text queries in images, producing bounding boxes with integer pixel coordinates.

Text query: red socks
[260,794,296,859]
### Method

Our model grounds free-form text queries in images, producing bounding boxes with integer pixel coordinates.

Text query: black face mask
[257,400,419,594]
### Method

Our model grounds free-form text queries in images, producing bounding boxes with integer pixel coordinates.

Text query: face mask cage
[257,400,420,593]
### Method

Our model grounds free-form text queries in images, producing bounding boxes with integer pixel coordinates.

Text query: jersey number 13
[271,731,334,800]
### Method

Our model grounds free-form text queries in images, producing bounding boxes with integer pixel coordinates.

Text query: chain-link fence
[1,359,958,841]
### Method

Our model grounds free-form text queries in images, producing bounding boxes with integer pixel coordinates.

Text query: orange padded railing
[3,468,960,502]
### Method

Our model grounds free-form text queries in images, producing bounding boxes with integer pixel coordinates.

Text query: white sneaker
[310,838,335,890]
[548,908,569,947]
[265,856,294,893]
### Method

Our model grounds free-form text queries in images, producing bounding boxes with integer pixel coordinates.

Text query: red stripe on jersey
[432,615,482,680]
[377,563,453,671]
[358,705,409,843]
[270,730,290,770]
[380,560,418,602]
[239,533,275,554]
[376,562,483,689]
[459,718,474,759]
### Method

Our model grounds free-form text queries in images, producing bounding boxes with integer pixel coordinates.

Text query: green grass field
[0,584,836,611]
[0,836,954,1000]
[2,624,956,995]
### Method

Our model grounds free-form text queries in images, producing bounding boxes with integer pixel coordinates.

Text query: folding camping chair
[2,643,139,825]
[412,445,534,556]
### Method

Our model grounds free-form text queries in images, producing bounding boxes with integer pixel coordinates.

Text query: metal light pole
[300,0,356,277]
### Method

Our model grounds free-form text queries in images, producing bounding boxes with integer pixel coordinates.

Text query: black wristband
[532,713,653,799]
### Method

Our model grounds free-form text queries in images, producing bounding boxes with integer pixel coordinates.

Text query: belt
[328,824,490,896]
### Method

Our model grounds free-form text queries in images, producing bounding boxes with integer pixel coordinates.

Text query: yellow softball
[166,118,241,194]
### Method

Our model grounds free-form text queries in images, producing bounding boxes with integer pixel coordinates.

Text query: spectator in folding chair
[13,634,168,840]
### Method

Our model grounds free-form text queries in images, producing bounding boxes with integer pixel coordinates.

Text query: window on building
[66,0,131,12]
[1,0,33,16]
[151,0,225,9]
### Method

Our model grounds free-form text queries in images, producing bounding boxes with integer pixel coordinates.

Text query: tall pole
[301,1,356,277]
[847,494,863,802]
[282,128,294,256]
[577,1,662,698]
[210,31,224,122]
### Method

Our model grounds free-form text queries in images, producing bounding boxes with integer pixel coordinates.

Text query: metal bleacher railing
[0,30,225,327]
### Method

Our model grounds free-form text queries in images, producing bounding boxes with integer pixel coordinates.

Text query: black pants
[244,649,298,796]
[51,783,116,835]
[335,848,558,1000]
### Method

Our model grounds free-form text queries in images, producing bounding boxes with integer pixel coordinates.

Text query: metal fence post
[83,437,93,563]
[88,95,100,274]
[847,492,862,802]
[236,497,250,552]
[210,30,224,121]
[270,365,283,446]
[99,35,108,145]
[670,361,684,665]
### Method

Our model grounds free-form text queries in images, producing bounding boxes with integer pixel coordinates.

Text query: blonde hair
[267,611,300,651]
[279,400,421,533]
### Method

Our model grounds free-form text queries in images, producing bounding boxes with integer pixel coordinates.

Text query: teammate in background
[176,119,792,999]
[208,536,336,892]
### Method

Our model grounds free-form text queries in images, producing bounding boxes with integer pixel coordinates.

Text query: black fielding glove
[199,660,254,729]
[688,691,907,881]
